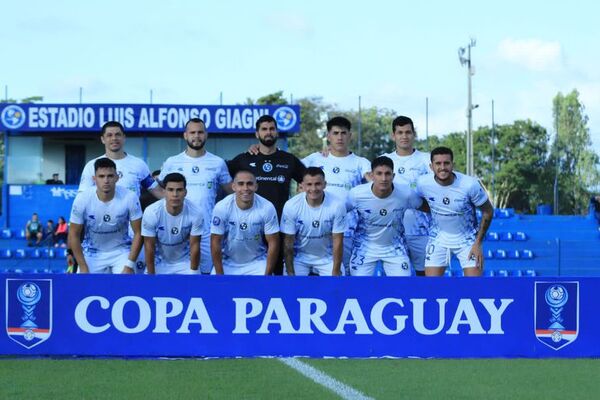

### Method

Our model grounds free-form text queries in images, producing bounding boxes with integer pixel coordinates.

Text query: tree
[549,90,600,214]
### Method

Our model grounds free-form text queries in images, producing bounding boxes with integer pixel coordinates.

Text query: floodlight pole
[459,39,477,176]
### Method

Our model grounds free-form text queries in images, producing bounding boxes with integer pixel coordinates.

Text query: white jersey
[70,186,142,258]
[382,149,432,236]
[302,152,370,234]
[141,199,205,267]
[79,153,157,197]
[347,183,422,258]
[211,194,279,269]
[280,192,347,265]
[416,172,489,246]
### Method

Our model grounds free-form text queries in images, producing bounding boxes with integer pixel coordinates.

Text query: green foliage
[335,107,396,161]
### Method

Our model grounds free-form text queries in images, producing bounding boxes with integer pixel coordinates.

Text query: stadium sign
[0,276,594,358]
[0,103,300,133]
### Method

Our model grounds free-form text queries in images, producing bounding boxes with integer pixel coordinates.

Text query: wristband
[126,259,136,269]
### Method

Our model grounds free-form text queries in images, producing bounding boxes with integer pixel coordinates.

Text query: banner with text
[0,104,300,133]
[1,275,596,358]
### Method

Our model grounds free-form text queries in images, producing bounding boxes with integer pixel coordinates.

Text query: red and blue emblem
[534,281,579,350]
[5,279,53,349]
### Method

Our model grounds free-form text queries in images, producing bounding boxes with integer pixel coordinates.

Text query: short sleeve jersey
[159,151,231,210]
[382,149,432,236]
[228,150,305,218]
[416,172,489,246]
[347,183,422,258]
[70,186,142,257]
[280,192,347,265]
[78,154,157,197]
[211,194,280,269]
[142,199,205,266]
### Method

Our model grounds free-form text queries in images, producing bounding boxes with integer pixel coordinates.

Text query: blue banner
[7,185,76,229]
[0,104,300,133]
[1,275,596,358]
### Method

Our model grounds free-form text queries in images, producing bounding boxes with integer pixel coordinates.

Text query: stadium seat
[1,229,12,239]
[500,232,513,241]
[515,231,527,241]
[497,269,509,277]
[486,270,496,277]
[525,269,537,277]
[17,229,26,239]
[522,250,534,259]
[495,249,507,259]
[508,250,521,259]
[56,248,68,258]
[42,248,56,259]
[0,249,12,258]
[28,249,42,258]
[485,249,494,259]
[486,231,499,241]
[15,249,26,258]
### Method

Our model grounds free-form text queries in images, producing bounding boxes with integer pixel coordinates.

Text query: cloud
[497,38,563,72]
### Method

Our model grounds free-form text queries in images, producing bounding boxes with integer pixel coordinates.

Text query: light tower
[458,38,478,176]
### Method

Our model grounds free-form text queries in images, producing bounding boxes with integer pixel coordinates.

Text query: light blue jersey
[211,194,279,269]
[142,199,205,268]
[347,183,422,259]
[281,192,347,265]
[416,172,488,246]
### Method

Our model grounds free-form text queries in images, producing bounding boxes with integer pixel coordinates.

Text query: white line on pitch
[279,358,374,400]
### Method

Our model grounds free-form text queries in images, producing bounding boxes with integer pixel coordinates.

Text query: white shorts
[405,235,428,272]
[349,253,412,277]
[220,259,266,276]
[155,261,195,275]
[424,240,477,269]
[288,260,342,276]
[84,250,130,274]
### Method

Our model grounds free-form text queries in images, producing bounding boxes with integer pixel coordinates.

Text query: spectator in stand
[39,219,55,247]
[46,173,64,185]
[54,216,68,248]
[25,213,43,247]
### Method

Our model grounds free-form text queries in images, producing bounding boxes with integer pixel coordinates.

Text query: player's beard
[259,136,277,147]
[186,139,206,151]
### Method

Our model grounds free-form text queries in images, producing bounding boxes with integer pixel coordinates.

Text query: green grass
[1,358,599,399]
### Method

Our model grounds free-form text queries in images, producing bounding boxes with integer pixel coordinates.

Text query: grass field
[1,358,599,399]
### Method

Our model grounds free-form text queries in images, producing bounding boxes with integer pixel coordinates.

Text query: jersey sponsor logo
[398,167,405,174]
[117,171,123,178]
[262,163,273,172]
[240,223,248,231]
[534,281,579,350]
[275,164,289,169]
[6,279,53,349]
[212,217,221,226]
[171,227,179,235]
[443,197,450,205]
[272,106,298,132]
[312,220,320,228]
[249,162,256,167]
[333,167,340,174]
[103,214,111,222]
[379,209,388,216]
[192,166,200,174]
[0,105,26,129]
[277,175,285,183]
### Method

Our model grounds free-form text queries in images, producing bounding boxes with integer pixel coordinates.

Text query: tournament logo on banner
[5,279,53,349]
[534,281,579,350]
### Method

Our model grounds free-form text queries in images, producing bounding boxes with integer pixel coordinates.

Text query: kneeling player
[347,156,426,276]
[211,169,279,275]
[281,167,347,276]
[142,173,204,274]
[68,158,143,274]
[416,146,494,276]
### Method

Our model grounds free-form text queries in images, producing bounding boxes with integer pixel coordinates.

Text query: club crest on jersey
[117,171,123,178]
[443,197,450,205]
[103,214,111,222]
[192,166,200,174]
[379,209,388,216]
[6,279,53,349]
[312,220,320,228]
[262,163,273,172]
[171,227,179,235]
[212,217,221,226]
[534,281,579,350]
[240,223,248,230]
[398,167,405,174]
[277,175,285,183]
[401,262,409,270]
[332,167,340,174]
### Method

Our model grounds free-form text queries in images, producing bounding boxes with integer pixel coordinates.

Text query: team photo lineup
[68,115,494,278]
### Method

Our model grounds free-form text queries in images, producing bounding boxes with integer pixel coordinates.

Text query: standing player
[416,146,494,277]
[302,116,371,273]
[382,116,431,276]
[347,156,426,276]
[68,158,143,274]
[159,118,232,274]
[211,170,280,275]
[228,115,305,275]
[281,167,347,276]
[142,173,204,274]
[78,121,161,274]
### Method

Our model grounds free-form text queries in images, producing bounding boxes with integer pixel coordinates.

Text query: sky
[3,0,600,153]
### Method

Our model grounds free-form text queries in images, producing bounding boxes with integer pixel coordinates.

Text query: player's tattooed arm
[469,200,494,269]
[283,234,296,276]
